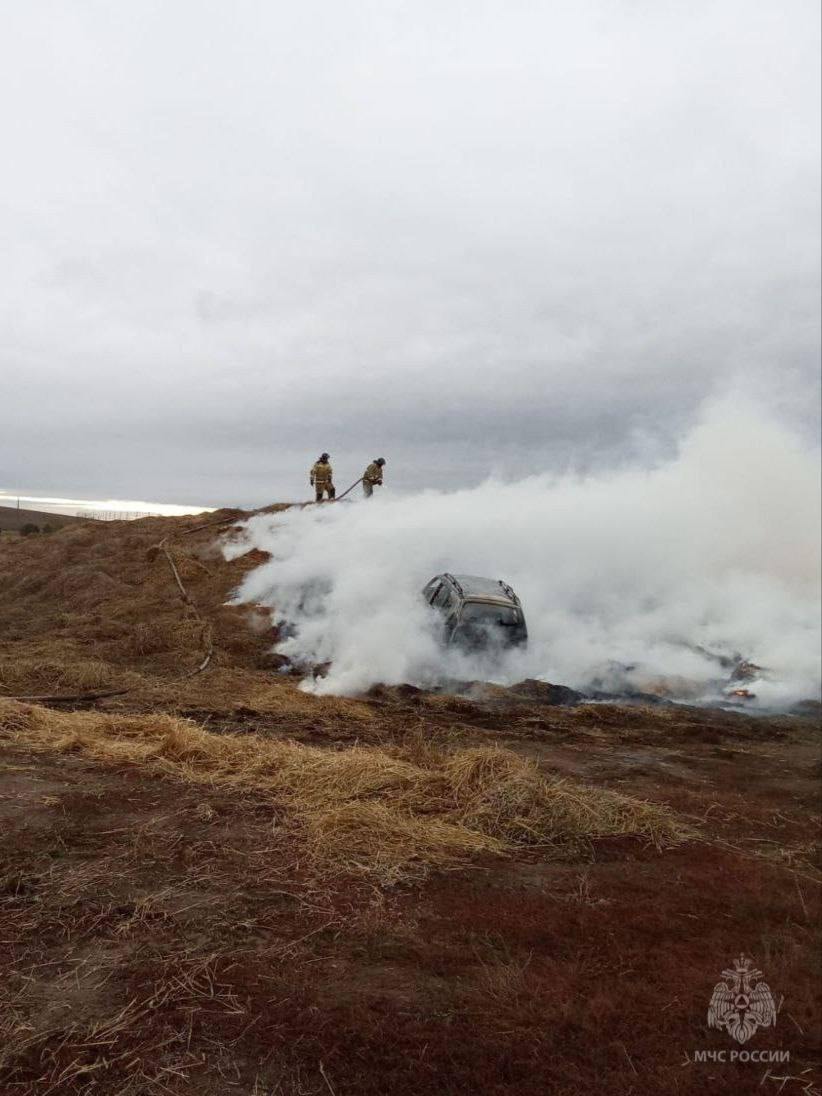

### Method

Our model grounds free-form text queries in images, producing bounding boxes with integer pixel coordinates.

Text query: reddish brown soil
[1,513,820,1095]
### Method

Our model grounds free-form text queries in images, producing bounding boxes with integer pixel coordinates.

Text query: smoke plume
[225,396,821,708]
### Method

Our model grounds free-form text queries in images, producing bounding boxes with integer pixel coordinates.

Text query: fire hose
[332,477,364,502]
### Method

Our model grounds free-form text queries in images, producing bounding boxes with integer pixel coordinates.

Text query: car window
[431,584,452,609]
[423,580,440,602]
[460,602,520,625]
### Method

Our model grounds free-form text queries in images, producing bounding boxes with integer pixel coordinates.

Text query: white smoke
[225,395,821,708]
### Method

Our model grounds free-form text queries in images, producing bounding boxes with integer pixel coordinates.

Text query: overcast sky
[1,0,819,506]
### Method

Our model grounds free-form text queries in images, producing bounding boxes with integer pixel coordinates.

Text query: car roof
[449,574,516,599]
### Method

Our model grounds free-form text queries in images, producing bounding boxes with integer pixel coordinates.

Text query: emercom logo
[693,1049,790,1064]
[707,955,778,1044]
[684,956,790,1069]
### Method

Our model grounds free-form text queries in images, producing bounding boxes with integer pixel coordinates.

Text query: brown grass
[127,617,207,656]
[1,512,819,1094]
[0,656,135,693]
[0,513,388,732]
[0,699,685,883]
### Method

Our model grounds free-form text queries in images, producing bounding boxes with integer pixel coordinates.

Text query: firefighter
[310,453,335,501]
[362,457,385,498]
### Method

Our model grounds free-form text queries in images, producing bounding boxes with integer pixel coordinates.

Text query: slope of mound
[1,506,820,1095]
[0,508,377,726]
[0,505,89,532]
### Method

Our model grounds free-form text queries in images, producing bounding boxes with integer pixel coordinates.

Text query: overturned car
[422,573,528,650]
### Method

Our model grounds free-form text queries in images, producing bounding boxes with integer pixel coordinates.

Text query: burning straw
[0,699,685,883]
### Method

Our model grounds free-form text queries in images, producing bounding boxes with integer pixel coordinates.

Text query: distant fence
[75,510,162,521]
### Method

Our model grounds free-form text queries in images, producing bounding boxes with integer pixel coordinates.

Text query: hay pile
[0,699,685,883]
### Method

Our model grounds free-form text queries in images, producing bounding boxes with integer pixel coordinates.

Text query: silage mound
[0,699,686,883]
[0,514,384,732]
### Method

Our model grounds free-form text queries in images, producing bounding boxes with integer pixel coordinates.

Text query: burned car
[422,573,528,650]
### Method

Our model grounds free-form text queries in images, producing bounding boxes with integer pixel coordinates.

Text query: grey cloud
[1,0,819,506]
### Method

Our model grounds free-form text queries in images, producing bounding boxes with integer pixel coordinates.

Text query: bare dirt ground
[0,513,820,1095]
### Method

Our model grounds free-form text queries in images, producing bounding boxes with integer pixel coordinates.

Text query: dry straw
[0,699,685,883]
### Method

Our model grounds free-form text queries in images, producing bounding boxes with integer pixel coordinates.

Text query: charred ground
[0,512,820,1095]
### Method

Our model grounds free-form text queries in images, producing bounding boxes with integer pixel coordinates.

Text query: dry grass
[127,617,207,656]
[306,801,507,882]
[0,513,386,732]
[0,656,134,694]
[230,679,377,722]
[435,747,680,849]
[0,514,254,691]
[0,699,685,883]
